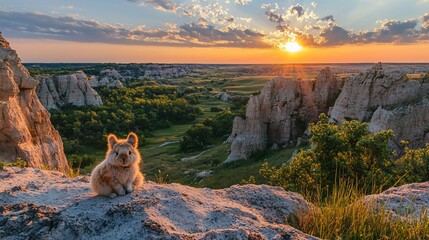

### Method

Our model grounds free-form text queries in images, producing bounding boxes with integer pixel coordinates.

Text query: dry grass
[292,181,429,239]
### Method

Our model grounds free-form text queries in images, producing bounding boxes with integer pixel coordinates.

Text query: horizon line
[23,62,429,65]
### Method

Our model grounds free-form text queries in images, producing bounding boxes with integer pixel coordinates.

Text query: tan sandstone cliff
[226,68,344,162]
[0,33,69,172]
[330,63,429,149]
[36,71,103,110]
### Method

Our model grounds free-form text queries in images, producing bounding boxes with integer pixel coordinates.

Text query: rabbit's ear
[107,134,118,150]
[127,132,138,148]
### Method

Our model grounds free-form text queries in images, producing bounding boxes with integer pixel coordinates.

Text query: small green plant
[240,175,256,185]
[155,170,169,184]
[15,158,28,168]
[0,158,28,170]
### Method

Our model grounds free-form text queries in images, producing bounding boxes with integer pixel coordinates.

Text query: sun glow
[280,41,303,53]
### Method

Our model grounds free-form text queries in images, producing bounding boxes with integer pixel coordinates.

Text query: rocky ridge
[89,69,124,88]
[36,71,103,110]
[226,68,344,162]
[0,33,69,172]
[0,167,316,240]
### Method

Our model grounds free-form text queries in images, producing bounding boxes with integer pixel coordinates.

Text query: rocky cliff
[36,71,103,110]
[226,68,344,162]
[0,33,69,172]
[330,63,429,149]
[228,63,429,161]
[89,69,124,88]
[0,167,316,240]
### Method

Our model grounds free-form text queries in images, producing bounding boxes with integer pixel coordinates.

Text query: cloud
[234,0,251,5]
[320,15,335,22]
[0,11,269,48]
[319,25,353,45]
[420,13,429,33]
[263,2,429,48]
[288,4,305,18]
[139,0,182,13]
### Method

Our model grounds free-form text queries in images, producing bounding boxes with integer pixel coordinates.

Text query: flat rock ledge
[0,167,317,240]
[364,181,429,220]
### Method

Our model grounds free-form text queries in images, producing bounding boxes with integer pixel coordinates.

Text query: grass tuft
[292,180,429,239]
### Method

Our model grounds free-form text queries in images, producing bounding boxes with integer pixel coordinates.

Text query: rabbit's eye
[115,152,118,156]
[129,151,132,155]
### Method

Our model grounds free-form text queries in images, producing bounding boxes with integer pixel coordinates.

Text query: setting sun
[280,41,303,53]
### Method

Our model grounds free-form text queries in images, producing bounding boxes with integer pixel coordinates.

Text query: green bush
[68,154,98,170]
[261,114,394,193]
[180,124,213,151]
[396,142,429,183]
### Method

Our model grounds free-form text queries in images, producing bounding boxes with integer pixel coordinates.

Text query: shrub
[396,142,429,183]
[68,154,98,170]
[261,114,394,193]
[180,124,213,151]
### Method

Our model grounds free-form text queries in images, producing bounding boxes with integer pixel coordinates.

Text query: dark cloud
[0,11,269,48]
[319,25,353,46]
[288,4,305,18]
[320,15,335,22]
[357,19,420,43]
[265,9,285,24]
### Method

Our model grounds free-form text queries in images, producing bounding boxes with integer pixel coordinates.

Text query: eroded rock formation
[226,68,343,162]
[330,63,429,149]
[227,63,429,162]
[0,167,316,239]
[35,71,103,110]
[89,69,124,88]
[0,33,69,172]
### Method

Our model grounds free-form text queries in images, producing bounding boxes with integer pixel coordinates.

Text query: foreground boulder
[36,71,103,110]
[0,167,316,239]
[0,33,69,172]
[364,182,429,220]
[226,68,343,162]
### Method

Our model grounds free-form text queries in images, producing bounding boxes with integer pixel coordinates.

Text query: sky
[0,0,428,63]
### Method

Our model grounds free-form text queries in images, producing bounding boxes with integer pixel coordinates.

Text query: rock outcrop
[227,63,429,162]
[0,33,69,172]
[89,69,124,88]
[0,167,316,239]
[330,63,429,149]
[226,68,343,162]
[36,71,103,110]
[364,181,429,220]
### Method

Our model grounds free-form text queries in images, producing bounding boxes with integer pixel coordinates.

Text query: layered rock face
[226,68,343,162]
[36,71,103,110]
[330,63,429,149]
[0,167,316,239]
[89,69,124,88]
[0,33,69,172]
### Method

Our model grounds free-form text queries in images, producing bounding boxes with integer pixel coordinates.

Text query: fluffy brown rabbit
[90,132,144,198]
